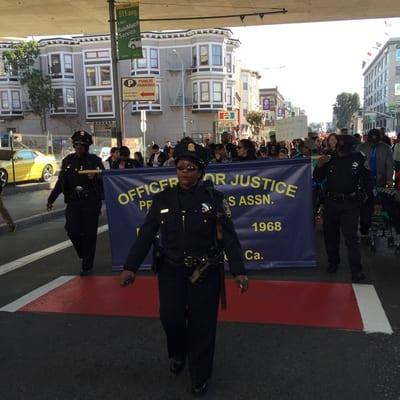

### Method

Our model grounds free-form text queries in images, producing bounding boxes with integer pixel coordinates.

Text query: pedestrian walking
[314,135,374,282]
[119,141,248,396]
[0,183,15,232]
[47,130,104,275]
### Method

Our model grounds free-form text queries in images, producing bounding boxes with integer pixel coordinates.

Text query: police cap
[173,141,210,167]
[71,130,93,146]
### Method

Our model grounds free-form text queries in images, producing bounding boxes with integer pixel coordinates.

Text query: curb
[0,208,65,235]
[2,181,54,196]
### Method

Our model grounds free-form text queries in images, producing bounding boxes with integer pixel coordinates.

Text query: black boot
[327,264,338,273]
[191,381,208,397]
[169,357,185,375]
[352,271,366,283]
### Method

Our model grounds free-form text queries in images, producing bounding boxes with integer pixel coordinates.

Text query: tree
[333,92,360,130]
[2,41,57,132]
[245,111,265,135]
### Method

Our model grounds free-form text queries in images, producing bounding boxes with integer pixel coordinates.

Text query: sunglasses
[176,165,198,172]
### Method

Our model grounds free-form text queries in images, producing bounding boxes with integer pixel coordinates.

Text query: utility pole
[108,0,123,147]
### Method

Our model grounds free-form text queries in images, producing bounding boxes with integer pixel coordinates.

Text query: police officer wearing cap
[47,130,104,275]
[119,140,248,397]
[313,135,374,282]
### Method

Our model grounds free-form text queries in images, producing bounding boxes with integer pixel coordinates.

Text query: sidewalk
[0,189,65,234]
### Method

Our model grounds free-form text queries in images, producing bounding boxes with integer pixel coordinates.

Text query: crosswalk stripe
[0,224,108,277]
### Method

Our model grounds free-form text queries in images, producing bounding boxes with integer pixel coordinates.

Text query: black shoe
[169,357,185,375]
[80,269,91,276]
[352,271,366,283]
[327,264,338,273]
[191,382,208,397]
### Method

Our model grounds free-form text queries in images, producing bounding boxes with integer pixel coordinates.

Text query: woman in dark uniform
[119,140,248,396]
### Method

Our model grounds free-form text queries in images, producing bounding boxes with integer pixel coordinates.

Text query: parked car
[0,148,57,187]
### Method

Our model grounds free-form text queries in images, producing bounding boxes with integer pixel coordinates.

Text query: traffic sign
[121,77,156,101]
[218,111,236,121]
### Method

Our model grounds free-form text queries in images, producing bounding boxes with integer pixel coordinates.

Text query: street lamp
[172,49,186,138]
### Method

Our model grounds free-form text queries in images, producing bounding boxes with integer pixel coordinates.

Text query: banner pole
[108,0,123,147]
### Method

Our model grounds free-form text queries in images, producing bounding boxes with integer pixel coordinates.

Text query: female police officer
[119,140,248,396]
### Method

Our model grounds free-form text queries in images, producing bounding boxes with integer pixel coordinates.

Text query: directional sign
[121,77,156,101]
[218,111,236,121]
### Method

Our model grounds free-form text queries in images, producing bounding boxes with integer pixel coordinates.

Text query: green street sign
[116,3,143,61]
[388,104,396,116]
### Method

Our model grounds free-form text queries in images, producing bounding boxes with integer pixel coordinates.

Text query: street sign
[218,111,236,121]
[389,104,396,116]
[121,77,156,101]
[116,3,143,60]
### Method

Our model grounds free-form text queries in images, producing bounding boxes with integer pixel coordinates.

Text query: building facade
[363,37,400,133]
[0,28,248,152]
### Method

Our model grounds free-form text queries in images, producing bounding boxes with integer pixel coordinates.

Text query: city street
[0,193,399,400]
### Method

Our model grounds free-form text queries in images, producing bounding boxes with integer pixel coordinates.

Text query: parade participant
[104,147,119,169]
[314,135,374,282]
[0,182,15,232]
[235,139,257,161]
[220,131,237,161]
[111,146,140,169]
[47,130,104,275]
[119,141,248,396]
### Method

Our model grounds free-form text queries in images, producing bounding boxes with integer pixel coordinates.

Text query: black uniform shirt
[48,152,104,204]
[313,152,373,196]
[124,182,246,276]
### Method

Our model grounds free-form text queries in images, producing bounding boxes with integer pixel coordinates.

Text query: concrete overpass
[0,0,399,37]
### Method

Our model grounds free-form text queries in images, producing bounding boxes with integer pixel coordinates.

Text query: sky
[231,18,400,123]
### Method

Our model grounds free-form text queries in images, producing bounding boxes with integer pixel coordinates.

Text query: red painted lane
[20,277,363,330]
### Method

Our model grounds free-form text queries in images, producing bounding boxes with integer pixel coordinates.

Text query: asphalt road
[0,215,399,400]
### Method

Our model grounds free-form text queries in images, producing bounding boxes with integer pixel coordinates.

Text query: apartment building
[1,28,260,150]
[363,37,400,133]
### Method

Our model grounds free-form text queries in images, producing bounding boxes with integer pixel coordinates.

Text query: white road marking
[0,224,108,277]
[0,276,76,312]
[353,284,393,335]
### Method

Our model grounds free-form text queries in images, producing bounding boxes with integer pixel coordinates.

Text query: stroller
[368,187,400,254]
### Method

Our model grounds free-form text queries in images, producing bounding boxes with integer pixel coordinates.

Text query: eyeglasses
[176,165,198,172]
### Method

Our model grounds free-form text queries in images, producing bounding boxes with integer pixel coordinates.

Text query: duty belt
[326,192,358,201]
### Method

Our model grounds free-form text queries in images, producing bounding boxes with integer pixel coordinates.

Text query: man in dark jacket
[0,182,15,232]
[120,141,248,396]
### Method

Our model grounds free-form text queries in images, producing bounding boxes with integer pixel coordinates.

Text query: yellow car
[0,148,58,187]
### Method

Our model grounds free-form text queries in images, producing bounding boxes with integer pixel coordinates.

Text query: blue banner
[103,158,316,270]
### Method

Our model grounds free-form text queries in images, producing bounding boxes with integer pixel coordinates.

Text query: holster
[151,238,164,273]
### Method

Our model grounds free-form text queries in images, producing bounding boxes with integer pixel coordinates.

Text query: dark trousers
[65,199,102,270]
[360,197,374,235]
[158,264,221,384]
[323,199,362,272]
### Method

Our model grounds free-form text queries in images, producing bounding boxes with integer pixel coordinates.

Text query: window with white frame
[87,96,98,113]
[85,50,110,59]
[11,91,21,109]
[87,94,114,114]
[85,65,111,87]
[226,53,232,73]
[226,86,232,105]
[212,45,222,66]
[65,88,76,107]
[192,46,197,67]
[54,88,64,109]
[213,82,223,102]
[137,49,147,68]
[193,82,198,103]
[200,45,209,66]
[150,48,159,69]
[50,54,61,74]
[64,54,73,73]
[200,82,209,102]
[0,91,9,109]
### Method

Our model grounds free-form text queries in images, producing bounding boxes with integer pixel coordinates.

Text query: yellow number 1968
[251,221,282,232]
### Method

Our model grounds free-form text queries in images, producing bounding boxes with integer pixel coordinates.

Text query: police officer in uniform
[119,141,248,396]
[313,135,373,282]
[47,130,104,275]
